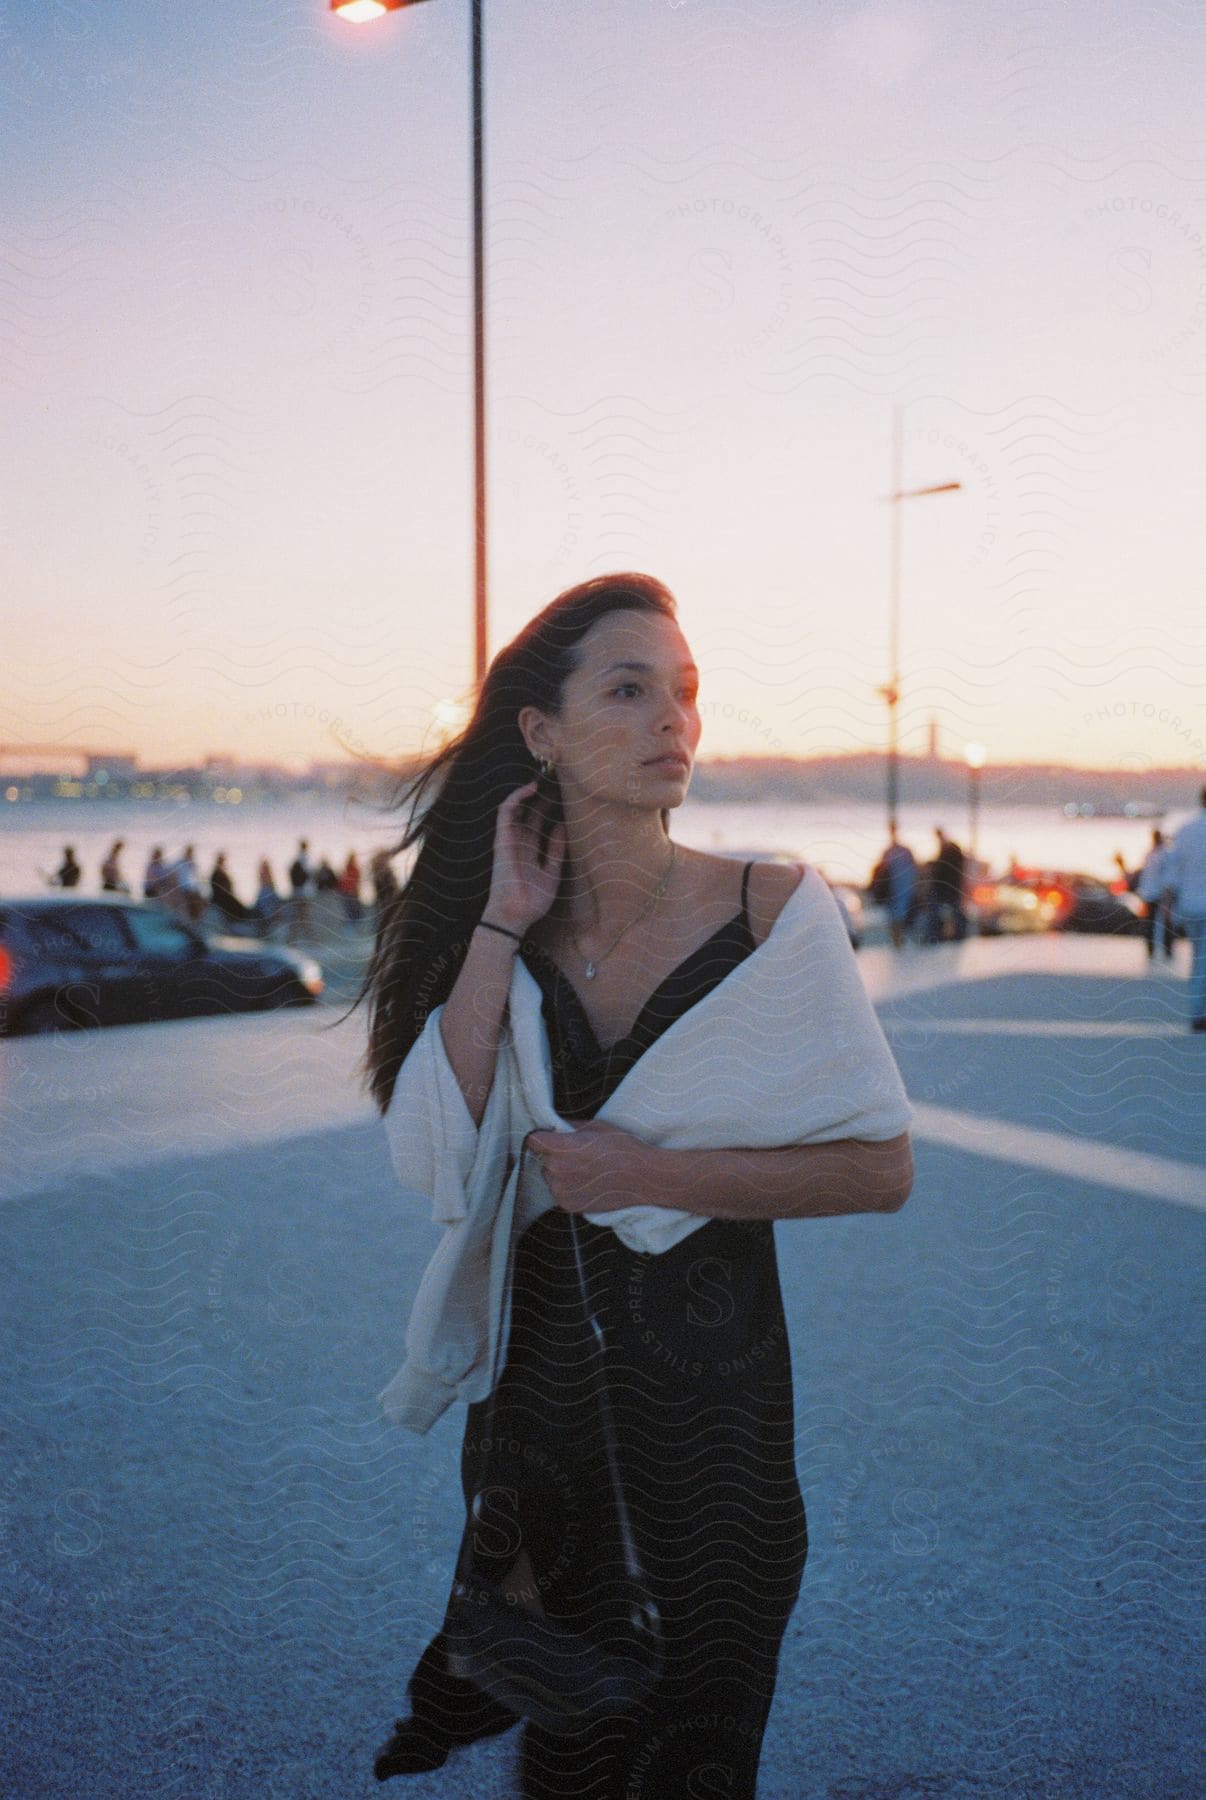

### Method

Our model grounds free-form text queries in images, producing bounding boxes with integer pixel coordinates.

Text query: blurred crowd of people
[868,826,972,951]
[44,794,1206,1030]
[49,837,399,936]
[1116,802,1206,1026]
[1114,831,1176,962]
[868,795,1206,1029]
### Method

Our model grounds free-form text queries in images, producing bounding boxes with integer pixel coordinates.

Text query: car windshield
[122,910,199,957]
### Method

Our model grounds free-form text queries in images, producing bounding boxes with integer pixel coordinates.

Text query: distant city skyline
[2,706,1204,782]
[2,742,1201,794]
[3,3,1205,776]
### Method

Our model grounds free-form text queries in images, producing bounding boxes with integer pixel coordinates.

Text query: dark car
[0,897,324,1036]
[998,869,1147,937]
[967,878,1057,936]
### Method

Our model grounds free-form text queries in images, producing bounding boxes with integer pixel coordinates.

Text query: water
[1,793,1190,902]
[0,795,396,902]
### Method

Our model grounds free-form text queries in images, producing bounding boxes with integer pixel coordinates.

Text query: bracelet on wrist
[476,918,524,946]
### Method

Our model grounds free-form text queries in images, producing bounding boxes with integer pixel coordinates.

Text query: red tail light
[0,946,12,993]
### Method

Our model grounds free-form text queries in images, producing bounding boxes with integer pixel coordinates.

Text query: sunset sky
[3,0,1205,775]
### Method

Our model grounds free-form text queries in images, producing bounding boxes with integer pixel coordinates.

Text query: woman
[353,573,914,1796]
[338,852,364,926]
[252,859,283,933]
[209,852,253,926]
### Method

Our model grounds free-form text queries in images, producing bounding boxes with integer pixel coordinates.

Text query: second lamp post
[881,405,961,834]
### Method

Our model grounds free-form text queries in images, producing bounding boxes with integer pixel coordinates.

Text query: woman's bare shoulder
[746,859,807,949]
[684,851,807,949]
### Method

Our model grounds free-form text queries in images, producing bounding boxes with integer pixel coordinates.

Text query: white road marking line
[886,1019,1189,1039]
[855,935,1188,1004]
[908,1103,1206,1211]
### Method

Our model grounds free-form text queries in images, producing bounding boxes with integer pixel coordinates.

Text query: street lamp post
[964,741,986,862]
[331,0,489,691]
[878,404,961,835]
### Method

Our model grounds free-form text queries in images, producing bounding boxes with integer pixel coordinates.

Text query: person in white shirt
[174,845,205,923]
[1160,787,1206,1030]
[156,846,198,920]
[1135,829,1174,962]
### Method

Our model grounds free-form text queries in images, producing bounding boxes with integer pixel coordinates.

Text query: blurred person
[174,845,205,923]
[1112,849,1139,893]
[369,850,398,919]
[50,846,82,889]
[1135,829,1174,963]
[288,838,313,939]
[1160,786,1206,1031]
[869,827,919,951]
[143,846,168,901]
[100,839,130,894]
[338,852,364,926]
[155,858,182,913]
[252,860,284,933]
[209,852,253,926]
[314,856,340,893]
[921,827,968,945]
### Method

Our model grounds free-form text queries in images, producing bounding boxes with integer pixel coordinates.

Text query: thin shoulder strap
[741,859,754,922]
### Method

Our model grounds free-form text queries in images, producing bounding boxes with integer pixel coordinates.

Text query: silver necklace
[570,841,678,979]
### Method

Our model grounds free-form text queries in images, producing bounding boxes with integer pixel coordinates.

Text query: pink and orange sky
[3,1,1205,775]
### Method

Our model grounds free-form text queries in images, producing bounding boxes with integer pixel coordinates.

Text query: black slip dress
[404,861,809,1798]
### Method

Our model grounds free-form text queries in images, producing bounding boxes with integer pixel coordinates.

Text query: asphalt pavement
[0,931,1202,1797]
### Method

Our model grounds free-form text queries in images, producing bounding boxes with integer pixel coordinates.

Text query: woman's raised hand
[484,779,567,934]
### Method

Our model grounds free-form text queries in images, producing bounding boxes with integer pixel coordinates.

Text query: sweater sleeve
[383,1002,507,1226]
[805,874,913,1142]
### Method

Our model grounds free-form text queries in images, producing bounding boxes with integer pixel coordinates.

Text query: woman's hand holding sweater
[524,1119,665,1214]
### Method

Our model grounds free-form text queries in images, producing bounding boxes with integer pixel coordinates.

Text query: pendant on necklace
[585,962,597,980]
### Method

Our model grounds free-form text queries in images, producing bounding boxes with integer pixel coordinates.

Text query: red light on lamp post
[331,0,430,20]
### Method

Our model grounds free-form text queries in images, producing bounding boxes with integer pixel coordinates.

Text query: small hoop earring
[537,755,555,777]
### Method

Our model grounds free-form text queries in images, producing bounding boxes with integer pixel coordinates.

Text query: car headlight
[297,958,324,995]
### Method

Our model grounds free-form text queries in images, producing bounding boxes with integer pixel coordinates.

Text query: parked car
[980,869,1146,937]
[0,897,324,1036]
[717,850,863,949]
[966,878,1058,936]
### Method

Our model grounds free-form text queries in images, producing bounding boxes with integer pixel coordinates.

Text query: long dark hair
[345,572,679,1115]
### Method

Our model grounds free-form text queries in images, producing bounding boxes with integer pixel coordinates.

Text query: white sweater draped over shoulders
[378,863,912,1434]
